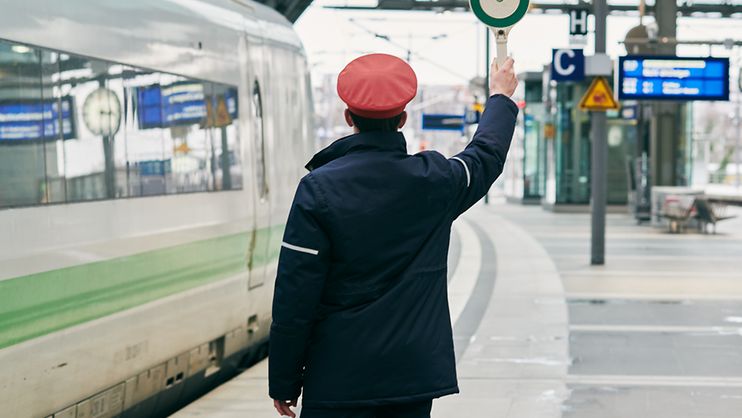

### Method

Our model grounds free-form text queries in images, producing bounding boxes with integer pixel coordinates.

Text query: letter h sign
[569,9,588,36]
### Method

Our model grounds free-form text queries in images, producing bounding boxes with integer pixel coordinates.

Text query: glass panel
[159,74,212,194]
[57,55,125,202]
[121,67,167,196]
[606,120,635,205]
[523,113,540,198]
[522,98,548,200]
[210,82,241,191]
[106,63,129,198]
[554,83,591,204]
[0,42,48,208]
[172,80,214,193]
[40,50,67,204]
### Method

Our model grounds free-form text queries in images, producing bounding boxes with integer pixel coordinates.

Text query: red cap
[337,54,417,119]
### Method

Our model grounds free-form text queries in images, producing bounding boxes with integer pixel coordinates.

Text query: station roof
[324,0,742,18]
[255,0,313,22]
[263,0,742,24]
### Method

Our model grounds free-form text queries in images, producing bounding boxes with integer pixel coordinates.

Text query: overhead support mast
[651,0,681,188]
[590,0,608,266]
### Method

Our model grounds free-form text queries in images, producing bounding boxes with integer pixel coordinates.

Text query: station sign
[620,104,638,120]
[0,96,76,142]
[137,159,171,176]
[464,108,480,125]
[618,56,730,101]
[579,77,620,111]
[569,9,588,36]
[543,122,555,139]
[422,114,464,131]
[551,49,585,82]
[136,83,238,129]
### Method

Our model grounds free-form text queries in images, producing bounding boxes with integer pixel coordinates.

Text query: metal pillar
[102,135,116,199]
[220,126,232,190]
[652,0,681,186]
[736,89,741,189]
[590,0,608,265]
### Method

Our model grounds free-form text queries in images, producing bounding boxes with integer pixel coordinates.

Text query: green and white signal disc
[470,0,529,28]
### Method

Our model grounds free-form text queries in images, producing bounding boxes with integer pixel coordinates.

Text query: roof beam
[325,1,742,18]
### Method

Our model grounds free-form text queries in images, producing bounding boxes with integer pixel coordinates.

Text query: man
[270,53,518,418]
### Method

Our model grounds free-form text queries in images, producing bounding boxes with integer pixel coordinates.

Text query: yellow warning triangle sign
[174,142,191,154]
[202,96,234,128]
[579,76,620,111]
[214,97,233,127]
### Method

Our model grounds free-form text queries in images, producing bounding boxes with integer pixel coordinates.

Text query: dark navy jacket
[269,94,518,408]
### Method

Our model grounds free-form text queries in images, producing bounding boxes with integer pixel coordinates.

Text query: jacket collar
[305,131,408,171]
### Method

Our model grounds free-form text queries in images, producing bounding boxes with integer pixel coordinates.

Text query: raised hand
[490,57,518,97]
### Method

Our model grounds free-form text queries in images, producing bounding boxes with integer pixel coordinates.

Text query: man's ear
[398,111,408,129]
[344,109,354,127]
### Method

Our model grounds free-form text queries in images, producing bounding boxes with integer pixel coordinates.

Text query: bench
[694,198,737,234]
[658,195,696,233]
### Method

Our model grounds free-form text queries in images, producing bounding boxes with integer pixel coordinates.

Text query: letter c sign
[551,48,585,82]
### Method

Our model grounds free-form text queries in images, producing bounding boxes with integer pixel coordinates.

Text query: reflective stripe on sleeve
[281,241,320,256]
[451,157,471,188]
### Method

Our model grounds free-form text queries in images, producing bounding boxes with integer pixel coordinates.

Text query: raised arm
[448,58,519,217]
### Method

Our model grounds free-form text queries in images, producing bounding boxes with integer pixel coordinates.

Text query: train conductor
[269,53,518,418]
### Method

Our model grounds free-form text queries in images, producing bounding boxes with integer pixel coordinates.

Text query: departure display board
[618,56,729,101]
[422,114,464,132]
[0,97,76,142]
[136,83,238,129]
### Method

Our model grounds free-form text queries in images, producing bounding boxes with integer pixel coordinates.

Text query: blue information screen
[422,114,464,132]
[0,96,76,142]
[136,83,238,129]
[618,56,729,101]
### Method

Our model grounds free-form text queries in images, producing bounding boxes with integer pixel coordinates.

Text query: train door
[244,33,271,289]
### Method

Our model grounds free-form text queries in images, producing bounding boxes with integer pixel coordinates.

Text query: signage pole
[736,89,741,189]
[737,64,742,189]
[484,25,491,204]
[590,0,608,265]
[469,0,528,205]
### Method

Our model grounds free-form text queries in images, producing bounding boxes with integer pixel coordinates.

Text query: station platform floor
[171,200,742,418]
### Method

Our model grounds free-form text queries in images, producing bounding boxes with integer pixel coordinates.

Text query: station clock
[82,87,122,137]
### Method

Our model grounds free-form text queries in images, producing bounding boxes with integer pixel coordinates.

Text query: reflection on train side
[0,40,242,209]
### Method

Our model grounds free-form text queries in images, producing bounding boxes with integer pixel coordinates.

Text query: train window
[0,43,50,208]
[57,57,127,202]
[40,51,67,204]
[158,74,214,194]
[122,68,168,196]
[104,64,130,198]
[252,80,268,199]
[210,82,241,191]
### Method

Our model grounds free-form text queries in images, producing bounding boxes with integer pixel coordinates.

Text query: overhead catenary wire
[347,17,472,81]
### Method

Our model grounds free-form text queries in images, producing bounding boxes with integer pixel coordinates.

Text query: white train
[0,1,313,417]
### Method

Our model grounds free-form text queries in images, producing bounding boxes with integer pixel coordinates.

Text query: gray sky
[295,0,742,86]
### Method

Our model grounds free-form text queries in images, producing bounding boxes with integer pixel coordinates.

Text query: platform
[171,201,742,418]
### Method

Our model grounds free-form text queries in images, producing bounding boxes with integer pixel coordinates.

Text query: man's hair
[349,111,403,132]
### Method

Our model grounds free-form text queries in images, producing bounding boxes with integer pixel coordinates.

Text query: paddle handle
[496,39,508,67]
[490,27,511,69]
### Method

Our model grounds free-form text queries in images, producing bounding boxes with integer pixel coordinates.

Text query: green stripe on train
[0,224,285,350]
